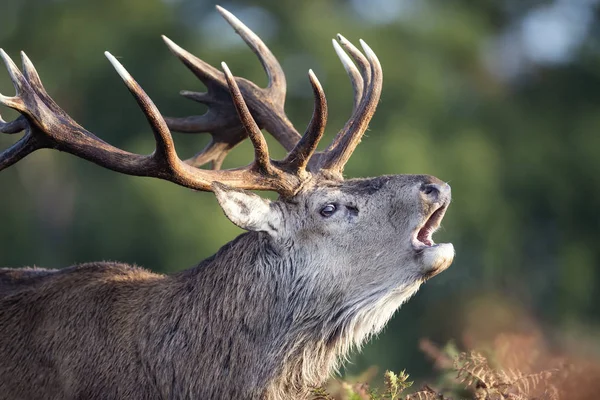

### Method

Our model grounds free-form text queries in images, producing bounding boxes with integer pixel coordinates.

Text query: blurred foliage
[1,0,599,385]
[320,329,600,399]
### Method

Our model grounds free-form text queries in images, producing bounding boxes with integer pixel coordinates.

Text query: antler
[165,6,382,176]
[0,6,382,195]
[318,36,382,173]
[0,48,326,196]
[163,6,300,170]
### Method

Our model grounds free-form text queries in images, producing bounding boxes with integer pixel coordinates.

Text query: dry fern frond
[322,330,600,399]
[405,384,447,400]
[455,351,500,388]
[506,369,556,394]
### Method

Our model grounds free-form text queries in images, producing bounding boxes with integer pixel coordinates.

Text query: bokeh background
[1,0,599,387]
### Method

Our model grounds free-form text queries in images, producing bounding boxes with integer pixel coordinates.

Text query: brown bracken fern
[313,370,449,400]
[316,332,600,400]
[454,350,560,399]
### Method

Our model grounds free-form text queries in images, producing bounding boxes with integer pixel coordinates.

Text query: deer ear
[212,182,282,235]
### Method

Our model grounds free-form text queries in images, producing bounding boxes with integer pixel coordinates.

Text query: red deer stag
[0,6,454,400]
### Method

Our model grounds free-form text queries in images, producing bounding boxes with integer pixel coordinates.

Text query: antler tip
[332,38,360,80]
[161,35,188,59]
[215,4,252,40]
[20,51,33,66]
[307,69,325,99]
[221,61,231,75]
[358,39,371,53]
[307,69,320,85]
[221,62,238,89]
[104,52,133,83]
[336,33,348,44]
[0,48,11,66]
[0,49,26,94]
[19,51,35,74]
[161,34,174,46]
[215,5,234,20]
[331,38,345,57]
[358,40,380,66]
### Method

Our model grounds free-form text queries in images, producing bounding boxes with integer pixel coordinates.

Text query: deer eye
[320,204,337,217]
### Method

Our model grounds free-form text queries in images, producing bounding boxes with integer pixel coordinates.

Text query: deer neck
[165,232,405,398]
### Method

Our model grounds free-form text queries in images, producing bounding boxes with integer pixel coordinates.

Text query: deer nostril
[421,183,440,197]
[420,182,451,203]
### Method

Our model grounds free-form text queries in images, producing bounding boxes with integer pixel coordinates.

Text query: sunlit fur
[0,174,453,400]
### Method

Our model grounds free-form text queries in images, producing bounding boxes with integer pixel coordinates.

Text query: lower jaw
[422,264,450,280]
[418,243,455,279]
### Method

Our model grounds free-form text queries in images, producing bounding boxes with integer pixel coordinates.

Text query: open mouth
[413,203,449,248]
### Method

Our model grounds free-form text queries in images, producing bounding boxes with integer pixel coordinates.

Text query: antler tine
[0,50,26,95]
[332,37,364,113]
[105,52,179,165]
[216,5,285,99]
[161,33,288,170]
[336,34,371,87]
[221,62,272,174]
[20,52,44,88]
[161,35,223,91]
[284,70,327,174]
[0,109,41,173]
[20,51,58,110]
[325,34,371,153]
[161,35,239,137]
[0,49,26,111]
[320,39,383,174]
[0,49,44,170]
[162,6,301,172]
[0,115,27,134]
[0,133,41,170]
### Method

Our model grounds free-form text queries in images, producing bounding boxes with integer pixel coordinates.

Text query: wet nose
[420,182,451,203]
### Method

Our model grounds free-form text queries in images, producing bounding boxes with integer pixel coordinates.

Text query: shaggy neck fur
[160,231,421,399]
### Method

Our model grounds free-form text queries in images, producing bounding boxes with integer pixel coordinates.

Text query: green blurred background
[1,0,599,385]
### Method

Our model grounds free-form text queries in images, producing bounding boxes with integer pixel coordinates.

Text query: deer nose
[420,182,451,203]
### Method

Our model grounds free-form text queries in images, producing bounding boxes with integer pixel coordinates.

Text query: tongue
[417,227,433,246]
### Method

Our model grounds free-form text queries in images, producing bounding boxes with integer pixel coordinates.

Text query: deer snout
[420,182,451,205]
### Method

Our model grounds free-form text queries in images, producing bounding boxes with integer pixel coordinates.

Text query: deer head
[0,6,454,398]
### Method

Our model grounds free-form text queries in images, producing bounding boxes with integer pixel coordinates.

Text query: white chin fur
[421,243,454,276]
